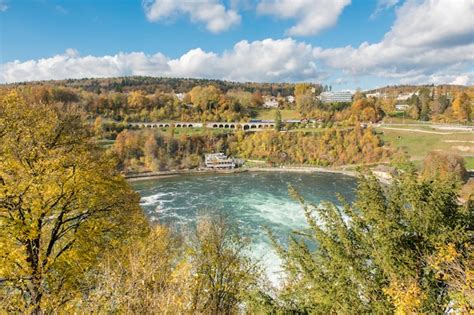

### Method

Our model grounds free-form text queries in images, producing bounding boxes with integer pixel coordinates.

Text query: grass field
[376,127,474,168]
[256,109,301,120]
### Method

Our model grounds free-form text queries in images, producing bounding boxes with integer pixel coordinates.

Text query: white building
[395,104,410,111]
[263,96,279,108]
[396,92,416,101]
[175,93,185,101]
[204,153,236,169]
[366,92,381,98]
[319,91,353,103]
[287,95,295,103]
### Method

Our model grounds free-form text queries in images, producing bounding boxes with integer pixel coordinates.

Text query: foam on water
[133,172,357,285]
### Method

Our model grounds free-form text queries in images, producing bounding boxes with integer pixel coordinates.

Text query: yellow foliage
[383,278,426,314]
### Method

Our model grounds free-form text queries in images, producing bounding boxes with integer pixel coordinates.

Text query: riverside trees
[272,171,473,313]
[1,88,472,313]
[0,91,265,314]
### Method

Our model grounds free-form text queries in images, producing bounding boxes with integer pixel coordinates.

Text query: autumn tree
[422,151,468,182]
[187,216,265,314]
[271,170,473,313]
[452,92,472,122]
[189,85,221,112]
[82,226,189,314]
[0,91,146,313]
[294,83,315,116]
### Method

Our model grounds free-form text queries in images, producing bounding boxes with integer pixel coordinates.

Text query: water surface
[132,171,357,283]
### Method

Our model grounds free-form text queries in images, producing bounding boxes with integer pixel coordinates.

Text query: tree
[271,170,473,313]
[275,110,282,131]
[422,151,468,182]
[0,91,146,313]
[294,83,314,115]
[82,226,189,313]
[188,216,264,314]
[452,92,472,122]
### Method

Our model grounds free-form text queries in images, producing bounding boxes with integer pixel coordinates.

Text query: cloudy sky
[0,0,473,89]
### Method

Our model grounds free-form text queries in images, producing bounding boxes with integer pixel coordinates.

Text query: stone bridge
[128,122,203,128]
[128,121,275,130]
[206,122,275,130]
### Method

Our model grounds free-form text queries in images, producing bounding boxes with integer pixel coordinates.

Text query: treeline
[294,85,473,123]
[113,129,232,172]
[6,84,261,122]
[365,84,473,98]
[1,91,473,313]
[236,127,391,166]
[111,126,391,173]
[3,79,472,126]
[7,76,299,96]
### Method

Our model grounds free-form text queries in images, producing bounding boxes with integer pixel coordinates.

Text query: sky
[0,0,473,89]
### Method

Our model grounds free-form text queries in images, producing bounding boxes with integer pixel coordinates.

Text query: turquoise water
[132,171,357,283]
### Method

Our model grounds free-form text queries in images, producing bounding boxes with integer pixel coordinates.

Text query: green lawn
[256,109,301,120]
[464,156,474,169]
[376,127,474,164]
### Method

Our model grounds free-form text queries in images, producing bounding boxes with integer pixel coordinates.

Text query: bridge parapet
[128,121,275,130]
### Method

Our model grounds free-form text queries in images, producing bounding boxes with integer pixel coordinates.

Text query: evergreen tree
[275,110,282,131]
[271,170,473,313]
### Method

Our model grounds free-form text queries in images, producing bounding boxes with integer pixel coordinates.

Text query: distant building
[175,93,185,101]
[396,92,416,101]
[287,95,295,103]
[366,92,381,98]
[263,96,279,108]
[395,104,410,111]
[204,153,236,169]
[319,91,353,103]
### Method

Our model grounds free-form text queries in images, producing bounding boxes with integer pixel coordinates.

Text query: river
[132,171,358,284]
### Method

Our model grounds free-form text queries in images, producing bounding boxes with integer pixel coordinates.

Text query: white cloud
[0,38,322,83]
[257,0,351,36]
[450,75,470,86]
[2,0,473,87]
[142,0,241,33]
[313,0,474,83]
[370,0,399,19]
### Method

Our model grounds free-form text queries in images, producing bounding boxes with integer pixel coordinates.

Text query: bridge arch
[188,124,193,128]
[219,124,224,128]
[243,125,250,130]
[212,124,218,128]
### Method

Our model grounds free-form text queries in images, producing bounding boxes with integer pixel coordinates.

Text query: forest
[1,90,472,313]
[2,77,472,125]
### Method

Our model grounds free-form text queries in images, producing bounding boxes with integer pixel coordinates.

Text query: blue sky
[1,0,473,89]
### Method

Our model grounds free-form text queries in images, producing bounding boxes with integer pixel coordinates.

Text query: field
[256,109,301,120]
[376,126,474,169]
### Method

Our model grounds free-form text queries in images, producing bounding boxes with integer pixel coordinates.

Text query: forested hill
[365,84,474,97]
[2,76,299,96]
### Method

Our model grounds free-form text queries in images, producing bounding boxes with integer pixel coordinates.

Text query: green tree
[188,216,264,315]
[0,91,146,313]
[271,170,473,313]
[275,110,282,131]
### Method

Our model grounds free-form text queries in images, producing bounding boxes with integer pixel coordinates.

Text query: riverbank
[125,165,358,182]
